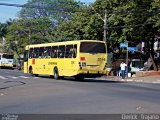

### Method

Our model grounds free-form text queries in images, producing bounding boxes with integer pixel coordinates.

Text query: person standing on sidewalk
[120,61,127,80]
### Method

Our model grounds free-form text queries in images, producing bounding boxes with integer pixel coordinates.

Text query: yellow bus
[23,40,107,80]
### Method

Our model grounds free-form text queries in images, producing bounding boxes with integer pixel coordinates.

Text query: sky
[0,0,96,23]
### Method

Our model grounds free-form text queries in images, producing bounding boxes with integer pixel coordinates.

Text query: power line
[1,2,160,15]
[0,2,159,30]
[0,3,81,12]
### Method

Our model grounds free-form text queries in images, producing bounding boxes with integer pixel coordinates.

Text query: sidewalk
[101,71,160,83]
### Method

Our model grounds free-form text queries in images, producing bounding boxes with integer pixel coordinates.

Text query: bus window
[0,55,1,60]
[44,47,51,58]
[47,47,51,58]
[29,48,34,58]
[58,45,65,58]
[65,45,73,58]
[52,46,58,58]
[24,50,28,61]
[2,54,13,59]
[39,47,44,58]
[80,42,106,53]
[33,48,39,58]
[73,44,77,58]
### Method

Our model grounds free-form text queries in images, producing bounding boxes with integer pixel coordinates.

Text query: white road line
[6,76,19,79]
[0,76,7,79]
[19,76,30,79]
[33,77,39,78]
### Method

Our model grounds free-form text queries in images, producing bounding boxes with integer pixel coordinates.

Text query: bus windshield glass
[80,42,106,53]
[2,54,13,59]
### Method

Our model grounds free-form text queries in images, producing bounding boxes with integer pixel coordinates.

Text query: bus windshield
[2,54,14,59]
[80,42,106,53]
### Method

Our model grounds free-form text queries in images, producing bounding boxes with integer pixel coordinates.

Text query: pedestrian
[120,60,127,80]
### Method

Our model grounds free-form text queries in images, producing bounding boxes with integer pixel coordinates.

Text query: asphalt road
[0,69,160,114]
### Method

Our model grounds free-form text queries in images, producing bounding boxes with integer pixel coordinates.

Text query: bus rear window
[2,54,13,59]
[80,42,106,53]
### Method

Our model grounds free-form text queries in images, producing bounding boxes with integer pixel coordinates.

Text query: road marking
[6,76,19,79]
[0,93,4,96]
[0,76,7,79]
[33,77,39,78]
[0,75,31,79]
[19,76,30,79]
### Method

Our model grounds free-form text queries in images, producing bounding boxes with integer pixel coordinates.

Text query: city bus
[0,53,14,69]
[23,40,107,80]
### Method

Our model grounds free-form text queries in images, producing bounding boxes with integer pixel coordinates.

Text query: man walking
[120,61,127,80]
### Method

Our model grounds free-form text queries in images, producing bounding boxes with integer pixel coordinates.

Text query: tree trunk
[150,53,158,71]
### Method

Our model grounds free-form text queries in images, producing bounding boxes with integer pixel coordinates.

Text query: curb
[100,76,160,83]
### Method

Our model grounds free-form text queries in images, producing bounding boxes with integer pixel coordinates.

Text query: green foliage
[5,18,53,54]
[51,6,104,41]
[3,0,160,55]
[19,0,83,26]
[0,23,7,38]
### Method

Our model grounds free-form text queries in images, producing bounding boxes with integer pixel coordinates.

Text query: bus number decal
[98,58,105,61]
[71,61,75,64]
[48,62,57,65]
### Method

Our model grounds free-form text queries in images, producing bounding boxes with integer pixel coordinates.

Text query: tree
[0,23,8,52]
[18,0,84,26]
[5,18,53,54]
[51,5,104,41]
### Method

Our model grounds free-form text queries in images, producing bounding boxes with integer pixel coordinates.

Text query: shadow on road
[29,75,124,83]
[64,78,124,83]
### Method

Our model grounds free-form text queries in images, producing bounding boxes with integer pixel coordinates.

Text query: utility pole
[90,6,107,42]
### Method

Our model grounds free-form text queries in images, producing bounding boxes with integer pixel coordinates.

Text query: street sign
[120,43,128,48]
[128,47,137,53]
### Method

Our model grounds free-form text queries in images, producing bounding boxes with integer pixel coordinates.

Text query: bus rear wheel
[29,67,33,76]
[54,68,59,80]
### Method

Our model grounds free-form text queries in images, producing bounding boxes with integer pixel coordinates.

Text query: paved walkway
[101,75,160,83]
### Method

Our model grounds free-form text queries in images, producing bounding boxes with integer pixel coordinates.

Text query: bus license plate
[90,66,95,68]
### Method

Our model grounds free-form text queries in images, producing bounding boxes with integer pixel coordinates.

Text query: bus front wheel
[29,66,38,77]
[29,67,33,76]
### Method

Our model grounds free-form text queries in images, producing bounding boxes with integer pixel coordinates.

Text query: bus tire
[29,66,38,77]
[29,66,33,76]
[54,67,59,80]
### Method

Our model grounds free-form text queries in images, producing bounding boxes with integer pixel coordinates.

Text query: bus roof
[25,40,105,49]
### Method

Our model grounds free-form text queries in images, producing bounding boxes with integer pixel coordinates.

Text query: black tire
[29,67,38,77]
[54,67,59,79]
[29,67,33,76]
